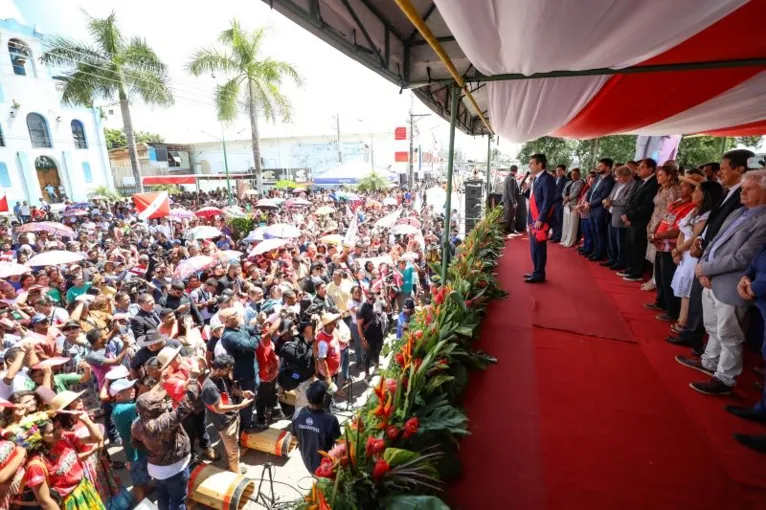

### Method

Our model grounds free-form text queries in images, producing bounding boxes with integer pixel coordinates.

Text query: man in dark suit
[619,158,659,281]
[130,293,162,339]
[584,158,615,261]
[524,153,556,283]
[501,166,521,235]
[667,149,752,350]
[550,164,568,242]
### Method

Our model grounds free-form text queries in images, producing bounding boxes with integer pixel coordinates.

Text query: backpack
[278,338,315,391]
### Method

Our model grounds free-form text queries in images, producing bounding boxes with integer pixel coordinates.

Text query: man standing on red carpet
[524,153,556,284]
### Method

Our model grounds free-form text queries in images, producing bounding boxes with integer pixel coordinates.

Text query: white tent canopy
[313,159,399,186]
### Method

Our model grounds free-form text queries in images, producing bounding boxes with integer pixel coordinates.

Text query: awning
[142,175,196,185]
[264,0,766,142]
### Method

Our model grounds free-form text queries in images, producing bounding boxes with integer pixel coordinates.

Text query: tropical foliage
[356,172,391,192]
[105,127,165,150]
[676,135,762,167]
[275,179,300,190]
[297,206,508,509]
[40,12,174,192]
[88,185,121,201]
[187,21,302,195]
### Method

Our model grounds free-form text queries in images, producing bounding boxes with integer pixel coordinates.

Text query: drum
[240,427,296,457]
[187,464,255,510]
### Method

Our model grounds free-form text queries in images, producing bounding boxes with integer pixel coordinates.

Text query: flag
[133,191,170,220]
[344,214,358,246]
[0,192,7,213]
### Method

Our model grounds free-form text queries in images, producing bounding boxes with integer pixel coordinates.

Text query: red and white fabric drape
[433,0,766,142]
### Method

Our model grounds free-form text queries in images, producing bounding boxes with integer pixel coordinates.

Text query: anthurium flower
[403,417,420,439]
[372,458,390,480]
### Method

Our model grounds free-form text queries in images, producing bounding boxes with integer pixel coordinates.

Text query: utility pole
[334,114,342,164]
[221,122,233,205]
[408,92,429,188]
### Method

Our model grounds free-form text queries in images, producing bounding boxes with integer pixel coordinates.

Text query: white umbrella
[249,238,289,257]
[256,199,279,209]
[174,256,215,279]
[243,227,266,242]
[265,224,301,239]
[286,198,311,207]
[223,205,247,218]
[316,206,334,216]
[185,226,223,240]
[393,224,419,236]
[0,262,31,278]
[26,250,85,267]
[216,250,243,262]
[375,208,402,228]
[383,197,397,206]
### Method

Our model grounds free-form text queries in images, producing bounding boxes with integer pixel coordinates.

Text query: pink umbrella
[174,255,216,279]
[63,208,88,217]
[18,221,76,238]
[170,208,195,219]
[396,217,422,228]
[195,207,223,218]
[285,198,311,208]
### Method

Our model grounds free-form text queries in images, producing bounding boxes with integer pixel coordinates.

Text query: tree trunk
[119,88,143,192]
[248,81,263,195]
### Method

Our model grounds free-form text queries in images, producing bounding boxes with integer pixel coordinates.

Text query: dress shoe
[524,273,533,279]
[733,434,766,454]
[524,277,545,284]
[656,313,675,322]
[599,261,614,267]
[643,303,663,311]
[725,406,766,423]
[611,265,627,272]
[589,257,607,262]
[690,377,732,396]
[675,355,714,376]
[616,271,631,277]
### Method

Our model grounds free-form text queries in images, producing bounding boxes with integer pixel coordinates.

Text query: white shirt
[148,453,191,480]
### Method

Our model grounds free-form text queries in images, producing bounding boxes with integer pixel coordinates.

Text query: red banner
[394,127,407,140]
[394,151,409,163]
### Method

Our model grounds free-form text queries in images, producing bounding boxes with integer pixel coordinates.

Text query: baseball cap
[306,380,328,405]
[31,314,49,325]
[109,378,136,397]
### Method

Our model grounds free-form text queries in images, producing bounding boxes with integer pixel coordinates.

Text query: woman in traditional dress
[561,168,584,247]
[643,163,680,292]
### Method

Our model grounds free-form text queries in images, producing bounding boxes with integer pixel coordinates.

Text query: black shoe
[690,377,732,395]
[643,303,663,311]
[725,406,766,423]
[244,424,269,434]
[611,265,627,272]
[733,434,766,454]
[675,355,715,376]
[656,313,675,322]
[523,273,533,279]
[524,277,545,284]
[270,408,286,421]
[599,261,615,267]
[616,271,631,277]
[691,346,705,357]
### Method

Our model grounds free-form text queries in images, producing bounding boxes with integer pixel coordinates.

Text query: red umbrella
[396,217,422,228]
[195,207,223,218]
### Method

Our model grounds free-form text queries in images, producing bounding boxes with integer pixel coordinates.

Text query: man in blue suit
[584,158,616,262]
[550,164,568,242]
[524,153,556,284]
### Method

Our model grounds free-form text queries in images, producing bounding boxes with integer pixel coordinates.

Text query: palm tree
[187,20,301,195]
[357,171,390,192]
[40,12,173,192]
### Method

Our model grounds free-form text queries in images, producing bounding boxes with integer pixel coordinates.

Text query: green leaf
[383,495,450,510]
[455,325,474,338]
[383,448,420,467]
[426,374,454,392]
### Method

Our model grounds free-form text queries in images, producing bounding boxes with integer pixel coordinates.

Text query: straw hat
[47,390,85,414]
[31,357,71,370]
[320,312,341,328]
[157,345,182,371]
[679,173,706,186]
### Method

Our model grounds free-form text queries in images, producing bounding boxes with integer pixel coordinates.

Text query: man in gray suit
[676,169,766,395]
[501,165,521,235]
[602,166,636,271]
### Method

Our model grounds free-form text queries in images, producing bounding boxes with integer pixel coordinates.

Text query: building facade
[0,15,113,205]
[109,142,192,188]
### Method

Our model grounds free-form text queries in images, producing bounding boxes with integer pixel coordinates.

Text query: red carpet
[448,237,766,510]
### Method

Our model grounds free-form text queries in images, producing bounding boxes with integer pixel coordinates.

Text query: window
[71,120,87,149]
[8,39,32,76]
[0,163,10,187]
[82,162,93,183]
[168,150,181,167]
[27,113,52,148]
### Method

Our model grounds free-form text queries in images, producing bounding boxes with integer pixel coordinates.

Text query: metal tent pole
[485,135,492,213]
[441,85,459,283]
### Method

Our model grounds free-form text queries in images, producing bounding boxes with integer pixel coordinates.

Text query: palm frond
[273,61,303,88]
[186,48,238,77]
[87,11,124,58]
[58,68,117,106]
[216,78,242,122]
[121,37,168,75]
[250,79,276,122]
[126,73,174,107]
[39,37,106,68]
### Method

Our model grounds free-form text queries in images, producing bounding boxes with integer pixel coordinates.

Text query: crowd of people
[500,149,766,454]
[0,183,454,510]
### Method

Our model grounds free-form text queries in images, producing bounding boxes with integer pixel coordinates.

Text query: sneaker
[675,355,714,376]
[690,377,732,395]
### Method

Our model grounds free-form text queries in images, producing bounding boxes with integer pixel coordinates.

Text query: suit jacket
[528,171,556,225]
[700,187,742,249]
[700,206,766,306]
[588,173,615,219]
[563,179,584,208]
[745,245,766,318]
[609,180,637,227]
[501,174,520,208]
[130,307,162,339]
[624,174,658,226]
[554,176,568,204]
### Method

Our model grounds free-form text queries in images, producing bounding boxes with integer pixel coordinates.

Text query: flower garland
[300,206,508,510]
